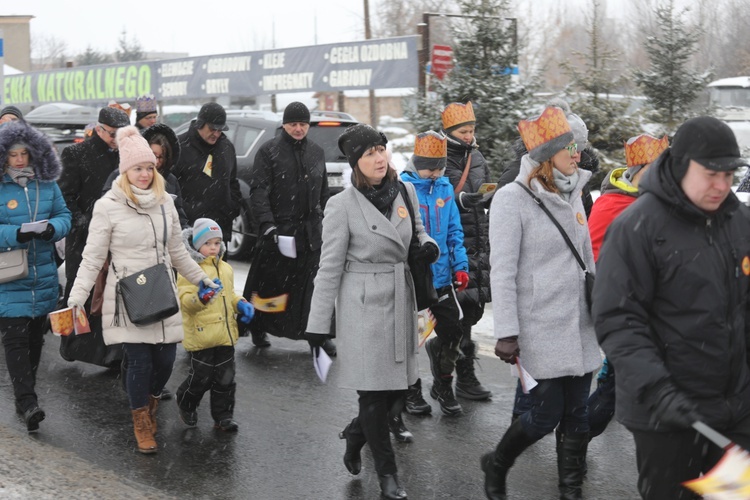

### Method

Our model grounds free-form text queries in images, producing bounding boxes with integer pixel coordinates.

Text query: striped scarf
[6,166,35,187]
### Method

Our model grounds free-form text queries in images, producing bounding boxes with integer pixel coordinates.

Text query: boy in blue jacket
[401,131,470,419]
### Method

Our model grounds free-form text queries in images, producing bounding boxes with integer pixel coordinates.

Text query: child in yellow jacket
[175,218,254,432]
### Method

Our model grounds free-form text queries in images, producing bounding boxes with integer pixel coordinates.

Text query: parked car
[24,103,98,154]
[175,111,358,259]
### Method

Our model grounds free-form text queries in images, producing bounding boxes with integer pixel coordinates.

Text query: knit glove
[16,228,34,244]
[237,300,255,324]
[495,336,520,365]
[454,271,469,292]
[412,242,439,264]
[198,278,222,304]
[36,225,55,241]
[304,331,327,348]
[261,225,279,252]
[645,381,702,429]
[458,192,484,209]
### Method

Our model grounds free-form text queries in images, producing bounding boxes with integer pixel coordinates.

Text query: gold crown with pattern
[517,107,573,162]
[625,134,669,167]
[441,101,476,130]
[414,131,447,158]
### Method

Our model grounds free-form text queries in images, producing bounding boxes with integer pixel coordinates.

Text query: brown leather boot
[132,406,157,454]
[148,395,159,434]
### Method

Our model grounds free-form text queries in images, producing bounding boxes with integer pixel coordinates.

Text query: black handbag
[399,183,439,311]
[514,181,595,312]
[113,205,179,326]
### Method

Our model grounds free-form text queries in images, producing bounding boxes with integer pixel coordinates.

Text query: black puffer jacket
[443,132,491,324]
[593,151,750,431]
[172,121,241,241]
[249,129,329,252]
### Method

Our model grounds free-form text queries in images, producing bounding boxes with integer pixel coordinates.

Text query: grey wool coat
[306,180,436,391]
[68,181,208,346]
[489,156,601,380]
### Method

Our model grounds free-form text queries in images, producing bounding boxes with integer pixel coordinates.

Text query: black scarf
[358,176,400,216]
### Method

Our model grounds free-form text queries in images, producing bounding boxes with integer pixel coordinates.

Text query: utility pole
[364,0,377,127]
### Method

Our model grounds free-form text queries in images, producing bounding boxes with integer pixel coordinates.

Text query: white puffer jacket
[68,181,207,345]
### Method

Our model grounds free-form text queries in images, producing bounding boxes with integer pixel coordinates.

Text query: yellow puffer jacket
[177,233,244,352]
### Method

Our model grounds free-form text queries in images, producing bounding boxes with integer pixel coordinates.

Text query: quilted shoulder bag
[113,205,179,326]
[0,181,40,284]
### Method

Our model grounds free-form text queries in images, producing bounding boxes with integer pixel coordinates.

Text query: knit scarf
[131,185,159,209]
[357,175,400,215]
[6,166,35,187]
[553,168,579,202]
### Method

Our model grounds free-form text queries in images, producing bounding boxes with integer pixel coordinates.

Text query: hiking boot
[23,404,45,433]
[251,331,271,348]
[214,419,239,432]
[132,406,157,454]
[455,341,492,400]
[430,377,462,416]
[176,400,197,427]
[425,337,444,381]
[388,412,414,443]
[405,378,432,415]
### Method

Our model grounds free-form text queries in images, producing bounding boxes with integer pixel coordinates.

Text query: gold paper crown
[625,134,669,167]
[517,107,572,161]
[442,101,476,130]
[414,131,447,158]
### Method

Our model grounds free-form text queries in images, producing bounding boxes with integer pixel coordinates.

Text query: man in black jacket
[172,102,241,246]
[594,116,750,499]
[242,102,334,355]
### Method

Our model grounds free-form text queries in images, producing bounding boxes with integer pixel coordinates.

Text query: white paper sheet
[277,235,297,259]
[514,357,538,394]
[20,220,49,234]
[313,346,332,383]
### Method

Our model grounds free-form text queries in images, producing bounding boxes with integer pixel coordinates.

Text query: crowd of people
[0,95,749,499]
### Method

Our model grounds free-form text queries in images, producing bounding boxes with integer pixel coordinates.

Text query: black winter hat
[671,116,748,172]
[0,105,23,121]
[338,124,388,168]
[98,107,130,128]
[196,102,228,131]
[282,101,311,124]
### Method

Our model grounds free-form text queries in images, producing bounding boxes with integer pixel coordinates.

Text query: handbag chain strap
[513,181,588,273]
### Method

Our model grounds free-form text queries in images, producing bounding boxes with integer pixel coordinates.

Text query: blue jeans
[518,373,593,440]
[122,343,176,409]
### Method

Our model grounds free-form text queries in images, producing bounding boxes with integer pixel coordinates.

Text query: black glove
[646,381,701,429]
[459,191,484,209]
[304,331,327,348]
[36,225,55,241]
[412,242,439,264]
[495,336,520,364]
[16,228,34,244]
[261,225,279,252]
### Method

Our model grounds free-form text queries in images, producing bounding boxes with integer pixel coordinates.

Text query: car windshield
[307,125,352,162]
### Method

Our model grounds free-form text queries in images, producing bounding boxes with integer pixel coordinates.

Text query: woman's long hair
[118,169,166,205]
[147,134,173,172]
[527,158,559,194]
[351,165,398,189]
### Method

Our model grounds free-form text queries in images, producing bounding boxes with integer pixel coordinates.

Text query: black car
[175,110,358,259]
[24,103,98,154]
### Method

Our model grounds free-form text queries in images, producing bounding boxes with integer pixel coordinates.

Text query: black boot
[251,331,271,348]
[388,412,413,443]
[339,418,366,475]
[430,376,462,416]
[455,341,492,400]
[557,432,589,500]
[481,418,538,500]
[378,473,407,499]
[404,378,432,415]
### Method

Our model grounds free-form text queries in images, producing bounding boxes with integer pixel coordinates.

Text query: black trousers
[176,346,236,422]
[351,390,406,476]
[631,412,750,499]
[430,285,465,375]
[0,317,46,411]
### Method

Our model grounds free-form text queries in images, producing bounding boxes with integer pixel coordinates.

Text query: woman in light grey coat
[306,124,436,500]
[481,107,601,500]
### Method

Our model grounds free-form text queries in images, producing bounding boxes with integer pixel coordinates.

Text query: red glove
[454,271,469,292]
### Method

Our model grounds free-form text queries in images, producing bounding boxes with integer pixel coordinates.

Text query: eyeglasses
[98,125,118,139]
[565,143,578,156]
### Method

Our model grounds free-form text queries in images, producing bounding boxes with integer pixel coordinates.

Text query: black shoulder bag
[398,183,439,311]
[514,181,595,312]
[113,205,180,326]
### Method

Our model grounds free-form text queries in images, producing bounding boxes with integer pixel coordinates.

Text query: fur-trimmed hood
[0,121,62,181]
[142,123,180,175]
[182,226,226,263]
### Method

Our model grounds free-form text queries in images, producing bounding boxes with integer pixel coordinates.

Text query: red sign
[431,44,453,80]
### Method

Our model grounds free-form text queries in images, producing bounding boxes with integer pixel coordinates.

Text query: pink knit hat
[116,126,156,174]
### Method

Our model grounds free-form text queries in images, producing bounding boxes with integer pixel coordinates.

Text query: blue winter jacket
[401,168,468,288]
[0,122,71,318]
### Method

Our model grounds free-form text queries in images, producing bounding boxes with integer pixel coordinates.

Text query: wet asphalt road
[0,328,640,499]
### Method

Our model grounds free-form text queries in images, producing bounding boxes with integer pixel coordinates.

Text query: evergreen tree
[76,46,111,67]
[406,0,533,178]
[115,30,144,62]
[634,0,712,127]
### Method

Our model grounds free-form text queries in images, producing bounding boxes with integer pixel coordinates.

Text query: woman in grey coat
[306,124,436,500]
[481,107,601,500]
